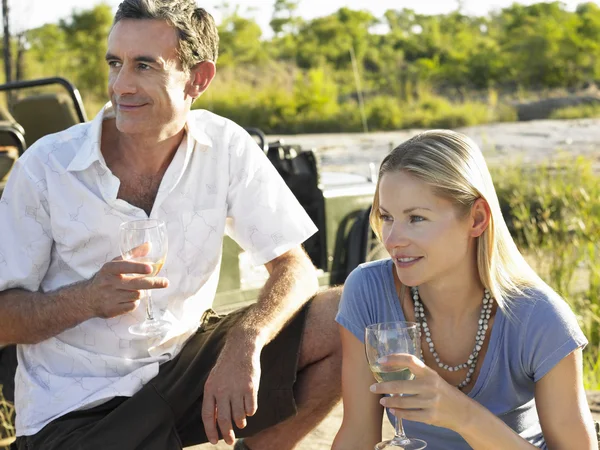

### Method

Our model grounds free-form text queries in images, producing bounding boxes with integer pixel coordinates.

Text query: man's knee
[297,287,343,369]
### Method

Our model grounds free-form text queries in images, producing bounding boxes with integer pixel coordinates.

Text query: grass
[0,386,14,447]
[549,103,600,120]
[191,68,518,134]
[492,156,600,389]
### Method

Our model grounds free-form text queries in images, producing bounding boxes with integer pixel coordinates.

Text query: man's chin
[114,118,148,135]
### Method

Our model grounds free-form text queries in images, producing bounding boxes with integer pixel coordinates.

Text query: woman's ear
[470,198,491,238]
[187,61,216,99]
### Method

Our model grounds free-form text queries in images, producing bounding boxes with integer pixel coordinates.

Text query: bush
[549,103,600,120]
[0,388,14,445]
[193,66,518,134]
[492,157,600,389]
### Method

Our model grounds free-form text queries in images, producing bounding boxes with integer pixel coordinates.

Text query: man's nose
[111,66,137,96]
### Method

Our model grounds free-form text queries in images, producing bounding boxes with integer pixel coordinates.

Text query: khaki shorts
[17,303,309,450]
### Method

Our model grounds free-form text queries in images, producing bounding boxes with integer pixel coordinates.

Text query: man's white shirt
[0,104,317,436]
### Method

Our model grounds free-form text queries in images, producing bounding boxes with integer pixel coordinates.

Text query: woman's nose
[383,223,411,250]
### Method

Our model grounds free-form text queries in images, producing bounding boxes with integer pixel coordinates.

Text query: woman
[333,130,596,449]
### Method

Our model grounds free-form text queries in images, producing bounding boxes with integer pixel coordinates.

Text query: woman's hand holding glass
[365,322,427,450]
[369,353,475,434]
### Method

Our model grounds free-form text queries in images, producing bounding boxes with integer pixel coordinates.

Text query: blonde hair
[370,130,548,311]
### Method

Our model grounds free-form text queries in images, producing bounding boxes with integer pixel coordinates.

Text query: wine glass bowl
[365,322,427,450]
[119,218,170,337]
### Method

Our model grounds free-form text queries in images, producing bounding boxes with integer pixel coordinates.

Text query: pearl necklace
[411,286,494,390]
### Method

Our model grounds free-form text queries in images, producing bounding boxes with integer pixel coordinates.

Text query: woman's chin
[395,268,423,288]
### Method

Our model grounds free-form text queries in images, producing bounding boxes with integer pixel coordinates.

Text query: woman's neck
[416,280,485,328]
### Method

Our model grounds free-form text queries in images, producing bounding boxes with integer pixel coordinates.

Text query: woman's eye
[409,215,425,223]
[380,214,393,222]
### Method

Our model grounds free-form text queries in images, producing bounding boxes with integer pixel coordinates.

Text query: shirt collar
[185,110,213,149]
[66,103,213,173]
[66,102,111,172]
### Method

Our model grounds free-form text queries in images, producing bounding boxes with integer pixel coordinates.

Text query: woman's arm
[371,353,592,450]
[372,354,538,449]
[332,326,385,450]
[455,349,596,449]
[459,349,595,449]
[535,348,596,449]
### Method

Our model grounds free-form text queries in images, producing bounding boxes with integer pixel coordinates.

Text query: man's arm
[201,245,318,445]
[231,245,318,348]
[0,259,168,346]
[0,284,95,345]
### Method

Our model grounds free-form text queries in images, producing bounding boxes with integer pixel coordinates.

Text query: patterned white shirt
[0,104,317,436]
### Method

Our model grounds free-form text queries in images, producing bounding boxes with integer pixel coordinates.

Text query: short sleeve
[225,125,317,266]
[522,290,588,382]
[0,156,53,292]
[336,266,374,343]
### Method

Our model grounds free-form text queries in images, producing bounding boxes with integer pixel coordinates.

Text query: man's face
[106,19,194,136]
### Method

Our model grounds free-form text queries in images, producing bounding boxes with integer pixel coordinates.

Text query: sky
[8,0,597,35]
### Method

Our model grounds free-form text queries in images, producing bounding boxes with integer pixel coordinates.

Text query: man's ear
[187,61,216,99]
[470,197,491,238]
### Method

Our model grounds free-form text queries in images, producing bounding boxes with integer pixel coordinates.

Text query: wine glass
[365,322,427,450]
[119,218,170,337]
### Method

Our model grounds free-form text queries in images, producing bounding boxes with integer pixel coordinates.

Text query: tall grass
[549,103,600,120]
[193,66,517,134]
[492,156,600,389]
[0,386,15,447]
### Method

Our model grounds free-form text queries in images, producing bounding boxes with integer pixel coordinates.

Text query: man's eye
[138,63,151,70]
[107,61,121,68]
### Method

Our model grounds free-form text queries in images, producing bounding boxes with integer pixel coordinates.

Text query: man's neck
[101,118,185,175]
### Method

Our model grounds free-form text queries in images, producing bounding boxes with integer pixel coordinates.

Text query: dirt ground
[271,117,600,177]
[191,394,599,449]
[191,118,600,449]
[190,401,395,450]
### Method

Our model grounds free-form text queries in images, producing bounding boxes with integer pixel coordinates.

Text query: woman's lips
[394,256,423,268]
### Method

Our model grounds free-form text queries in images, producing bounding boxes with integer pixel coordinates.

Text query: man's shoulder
[187,109,247,144]
[19,121,92,169]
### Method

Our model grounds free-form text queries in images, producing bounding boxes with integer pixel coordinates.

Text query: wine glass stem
[391,394,410,444]
[145,290,156,321]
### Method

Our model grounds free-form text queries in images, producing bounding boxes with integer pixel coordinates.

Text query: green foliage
[11,1,600,130]
[492,157,600,389]
[549,103,600,119]
[0,387,14,443]
[21,3,113,116]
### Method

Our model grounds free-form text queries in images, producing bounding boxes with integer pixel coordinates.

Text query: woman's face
[378,171,475,288]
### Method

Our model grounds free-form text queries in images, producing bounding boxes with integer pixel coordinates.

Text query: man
[0,1,342,449]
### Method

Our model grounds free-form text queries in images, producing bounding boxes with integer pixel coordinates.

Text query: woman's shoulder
[345,258,393,285]
[504,286,587,381]
[505,285,576,324]
[358,258,393,274]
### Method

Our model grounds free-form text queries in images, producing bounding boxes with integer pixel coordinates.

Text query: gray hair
[114,0,219,69]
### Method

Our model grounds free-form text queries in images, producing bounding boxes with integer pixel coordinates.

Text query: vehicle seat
[12,92,80,146]
[0,105,25,145]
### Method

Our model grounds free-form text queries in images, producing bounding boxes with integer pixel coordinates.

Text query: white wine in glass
[365,322,427,450]
[119,219,170,337]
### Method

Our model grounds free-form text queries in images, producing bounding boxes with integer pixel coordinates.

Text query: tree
[58,3,113,101]
[270,0,301,36]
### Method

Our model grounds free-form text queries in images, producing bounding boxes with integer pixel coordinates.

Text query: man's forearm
[0,282,95,345]
[231,249,318,349]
